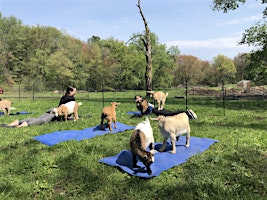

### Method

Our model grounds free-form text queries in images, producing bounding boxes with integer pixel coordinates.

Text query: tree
[212,54,236,85]
[245,50,267,85]
[212,0,267,85]
[175,55,203,85]
[136,0,153,94]
[212,0,266,48]
[234,53,247,81]
[0,14,24,86]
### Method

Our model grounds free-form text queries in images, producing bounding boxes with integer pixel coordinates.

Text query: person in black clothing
[58,86,77,106]
[7,86,77,128]
[134,95,197,120]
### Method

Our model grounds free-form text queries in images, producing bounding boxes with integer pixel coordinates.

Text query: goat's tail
[78,102,82,106]
[165,92,168,97]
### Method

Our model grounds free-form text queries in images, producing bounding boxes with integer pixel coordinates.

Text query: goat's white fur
[53,101,82,121]
[134,117,155,151]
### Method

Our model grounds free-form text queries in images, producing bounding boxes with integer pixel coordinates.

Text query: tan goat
[52,101,82,121]
[0,99,12,115]
[152,113,190,154]
[147,91,168,110]
[100,102,121,132]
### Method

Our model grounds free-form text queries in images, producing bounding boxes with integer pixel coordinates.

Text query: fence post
[185,81,188,110]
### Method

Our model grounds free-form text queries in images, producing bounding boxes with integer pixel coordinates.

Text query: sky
[0,0,265,61]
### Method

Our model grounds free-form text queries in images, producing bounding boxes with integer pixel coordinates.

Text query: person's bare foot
[7,119,19,126]
[16,121,28,128]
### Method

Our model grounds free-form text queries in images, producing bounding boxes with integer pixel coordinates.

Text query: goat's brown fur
[136,99,149,115]
[130,129,154,175]
[57,104,78,121]
[0,99,12,115]
[147,91,168,110]
[53,101,81,121]
[100,102,121,131]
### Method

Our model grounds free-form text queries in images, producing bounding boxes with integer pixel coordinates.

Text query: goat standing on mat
[151,113,191,154]
[130,117,155,174]
[147,91,168,110]
[100,102,121,132]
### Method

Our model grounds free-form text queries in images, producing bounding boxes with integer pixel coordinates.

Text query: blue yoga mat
[33,122,135,146]
[0,111,30,116]
[99,136,218,178]
[127,111,141,115]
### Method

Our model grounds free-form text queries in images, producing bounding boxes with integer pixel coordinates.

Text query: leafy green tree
[245,50,267,85]
[234,53,247,81]
[152,43,175,88]
[128,32,175,89]
[199,61,216,86]
[212,0,266,85]
[212,54,236,85]
[167,45,180,63]
[0,14,24,86]
[46,51,74,87]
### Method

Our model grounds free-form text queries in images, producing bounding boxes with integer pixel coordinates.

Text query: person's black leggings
[152,108,196,120]
[152,108,184,116]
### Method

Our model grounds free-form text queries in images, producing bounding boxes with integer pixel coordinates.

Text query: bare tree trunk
[137,0,153,95]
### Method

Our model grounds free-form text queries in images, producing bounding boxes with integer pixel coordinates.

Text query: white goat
[130,117,155,174]
[53,101,82,121]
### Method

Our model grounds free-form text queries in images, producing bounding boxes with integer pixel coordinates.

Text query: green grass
[0,91,266,200]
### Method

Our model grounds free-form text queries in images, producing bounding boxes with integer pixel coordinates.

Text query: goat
[0,99,12,115]
[100,102,121,132]
[130,117,155,174]
[147,91,168,110]
[152,113,190,154]
[52,101,82,121]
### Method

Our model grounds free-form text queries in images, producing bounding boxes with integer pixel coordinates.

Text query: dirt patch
[188,86,267,100]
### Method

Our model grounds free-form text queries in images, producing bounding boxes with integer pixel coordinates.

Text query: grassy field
[0,90,266,200]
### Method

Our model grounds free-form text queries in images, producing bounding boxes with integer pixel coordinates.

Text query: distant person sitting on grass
[6,86,77,128]
[134,95,197,120]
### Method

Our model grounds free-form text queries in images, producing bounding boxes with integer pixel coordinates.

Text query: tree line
[0,12,266,92]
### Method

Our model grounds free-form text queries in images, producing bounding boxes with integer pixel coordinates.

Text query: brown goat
[136,99,149,115]
[100,102,121,132]
[147,91,168,110]
[130,129,154,175]
[0,99,12,115]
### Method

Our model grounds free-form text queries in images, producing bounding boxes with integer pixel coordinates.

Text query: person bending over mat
[6,86,77,128]
[134,95,197,119]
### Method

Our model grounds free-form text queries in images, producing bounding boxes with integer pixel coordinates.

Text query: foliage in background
[1,0,267,92]
[213,0,267,85]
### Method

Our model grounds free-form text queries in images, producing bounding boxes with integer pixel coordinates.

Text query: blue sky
[1,0,265,61]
